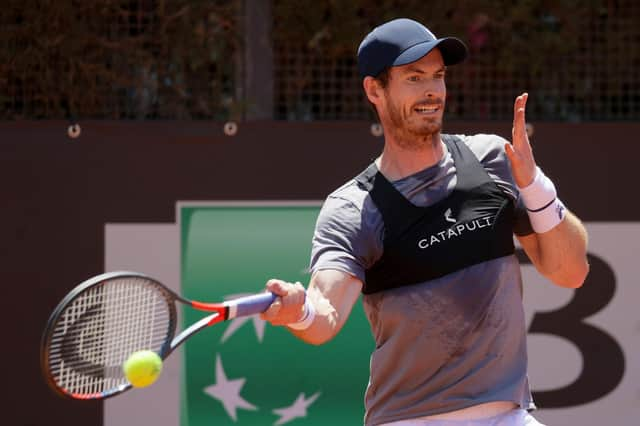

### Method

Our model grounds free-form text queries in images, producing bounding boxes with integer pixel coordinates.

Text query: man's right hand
[260,279,307,326]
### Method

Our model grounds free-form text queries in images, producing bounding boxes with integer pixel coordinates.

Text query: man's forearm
[287,288,341,345]
[532,211,589,287]
[263,269,363,345]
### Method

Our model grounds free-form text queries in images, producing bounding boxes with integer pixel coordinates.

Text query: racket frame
[41,271,273,400]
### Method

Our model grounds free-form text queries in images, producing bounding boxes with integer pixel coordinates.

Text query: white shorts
[379,409,546,426]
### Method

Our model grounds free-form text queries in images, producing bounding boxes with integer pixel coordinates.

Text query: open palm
[505,93,537,188]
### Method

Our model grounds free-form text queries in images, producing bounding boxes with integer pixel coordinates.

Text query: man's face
[379,49,447,147]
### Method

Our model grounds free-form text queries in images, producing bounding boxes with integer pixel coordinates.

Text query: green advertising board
[180,203,374,425]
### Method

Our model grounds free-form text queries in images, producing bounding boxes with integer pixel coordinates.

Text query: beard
[384,95,443,151]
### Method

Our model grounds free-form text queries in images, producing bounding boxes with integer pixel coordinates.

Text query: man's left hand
[505,93,537,188]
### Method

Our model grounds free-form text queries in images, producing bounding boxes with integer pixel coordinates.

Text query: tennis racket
[40,271,276,400]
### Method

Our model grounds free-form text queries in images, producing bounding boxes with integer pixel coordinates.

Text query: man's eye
[408,76,420,82]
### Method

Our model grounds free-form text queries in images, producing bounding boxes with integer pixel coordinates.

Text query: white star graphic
[221,293,267,343]
[203,355,258,421]
[272,392,321,425]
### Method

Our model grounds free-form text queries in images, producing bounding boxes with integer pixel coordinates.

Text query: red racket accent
[191,301,226,312]
[72,392,101,400]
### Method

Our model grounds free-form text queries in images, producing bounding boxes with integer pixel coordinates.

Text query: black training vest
[356,135,516,295]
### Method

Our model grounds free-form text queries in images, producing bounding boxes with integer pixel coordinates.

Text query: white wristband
[287,297,316,330]
[519,167,567,234]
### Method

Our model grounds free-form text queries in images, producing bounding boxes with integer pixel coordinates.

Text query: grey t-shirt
[310,134,535,425]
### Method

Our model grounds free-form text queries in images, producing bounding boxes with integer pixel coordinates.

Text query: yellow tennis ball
[123,350,163,388]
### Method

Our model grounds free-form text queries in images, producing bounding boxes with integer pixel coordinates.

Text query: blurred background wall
[3,0,638,122]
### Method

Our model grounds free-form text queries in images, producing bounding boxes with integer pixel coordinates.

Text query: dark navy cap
[357,18,468,79]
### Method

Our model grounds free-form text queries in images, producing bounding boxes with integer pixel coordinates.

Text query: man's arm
[517,211,589,288]
[506,93,589,288]
[260,269,363,345]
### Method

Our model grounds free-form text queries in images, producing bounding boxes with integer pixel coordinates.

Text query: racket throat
[191,301,231,320]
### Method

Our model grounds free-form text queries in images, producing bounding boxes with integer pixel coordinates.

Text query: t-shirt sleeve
[309,195,374,283]
[463,133,534,236]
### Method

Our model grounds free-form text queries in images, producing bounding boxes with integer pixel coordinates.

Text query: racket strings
[48,277,173,397]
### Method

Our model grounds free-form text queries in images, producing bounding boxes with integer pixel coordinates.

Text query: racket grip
[230,292,277,318]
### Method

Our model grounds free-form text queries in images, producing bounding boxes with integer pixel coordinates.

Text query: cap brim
[392,37,468,67]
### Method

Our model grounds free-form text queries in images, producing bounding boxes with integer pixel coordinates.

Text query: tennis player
[262,18,589,426]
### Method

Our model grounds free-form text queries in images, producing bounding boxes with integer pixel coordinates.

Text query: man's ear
[363,76,383,106]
